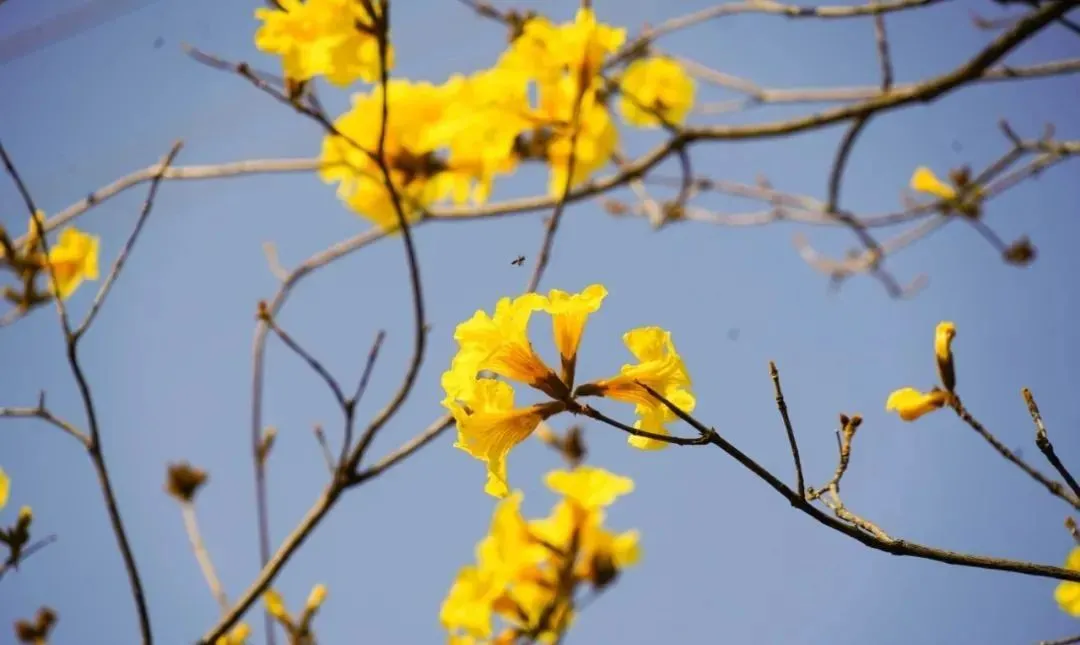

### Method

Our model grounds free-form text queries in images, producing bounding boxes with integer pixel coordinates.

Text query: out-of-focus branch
[689,58,1080,114]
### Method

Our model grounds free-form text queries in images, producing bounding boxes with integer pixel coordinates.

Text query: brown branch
[75,142,183,339]
[199,414,454,645]
[612,373,1080,583]
[1,141,155,644]
[690,57,1080,113]
[952,396,1080,510]
[264,315,348,410]
[611,0,942,68]
[769,361,805,498]
[683,1,1078,143]
[1025,388,1080,501]
[0,396,90,446]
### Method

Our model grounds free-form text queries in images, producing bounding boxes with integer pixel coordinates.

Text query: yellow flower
[449,380,566,498]
[450,293,563,397]
[935,321,957,392]
[263,588,289,623]
[544,466,634,509]
[628,388,696,451]
[530,500,640,585]
[442,564,503,639]
[619,56,696,127]
[44,227,100,300]
[910,166,957,201]
[427,68,533,205]
[0,467,9,510]
[215,623,251,645]
[499,9,625,86]
[1055,547,1080,616]
[538,77,618,197]
[319,80,455,232]
[885,387,952,421]
[441,492,548,638]
[576,326,692,407]
[254,0,392,87]
[544,284,607,388]
[497,10,623,196]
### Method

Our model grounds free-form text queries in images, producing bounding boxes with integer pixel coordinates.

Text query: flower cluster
[442,283,694,497]
[254,0,392,88]
[440,464,639,644]
[0,214,100,312]
[254,7,696,232]
[885,320,957,422]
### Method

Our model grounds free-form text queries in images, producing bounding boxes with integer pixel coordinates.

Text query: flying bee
[511,255,526,266]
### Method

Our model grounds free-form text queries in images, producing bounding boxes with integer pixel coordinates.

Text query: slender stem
[181,503,229,613]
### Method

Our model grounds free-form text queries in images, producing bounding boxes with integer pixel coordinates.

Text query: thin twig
[615,369,1080,583]
[265,316,348,410]
[75,142,183,338]
[952,397,1080,510]
[0,398,90,446]
[1,140,155,644]
[769,361,805,498]
[0,534,58,582]
[199,415,454,644]
[1025,388,1080,501]
[181,502,229,614]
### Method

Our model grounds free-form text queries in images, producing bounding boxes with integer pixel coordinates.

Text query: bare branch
[1025,388,1080,501]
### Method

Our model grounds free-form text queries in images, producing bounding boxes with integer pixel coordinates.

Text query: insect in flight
[511,255,526,267]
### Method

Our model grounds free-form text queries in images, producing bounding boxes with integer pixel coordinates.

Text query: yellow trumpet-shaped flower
[451,293,564,398]
[885,387,952,422]
[619,56,696,128]
[449,380,566,498]
[576,326,692,407]
[544,284,608,388]
[254,0,392,87]
[41,227,100,300]
[544,466,634,510]
[910,166,957,201]
[935,321,957,392]
[1056,547,1080,616]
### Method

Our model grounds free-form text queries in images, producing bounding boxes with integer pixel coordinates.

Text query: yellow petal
[885,387,950,422]
[544,466,634,509]
[0,467,9,510]
[545,284,607,364]
[910,167,956,200]
[450,380,557,498]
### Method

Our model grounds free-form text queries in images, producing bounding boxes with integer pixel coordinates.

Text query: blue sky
[1,1,1079,644]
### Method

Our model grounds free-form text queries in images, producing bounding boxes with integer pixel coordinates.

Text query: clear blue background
[2,1,1079,643]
